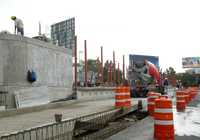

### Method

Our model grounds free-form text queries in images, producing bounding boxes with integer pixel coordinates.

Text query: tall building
[51,18,75,49]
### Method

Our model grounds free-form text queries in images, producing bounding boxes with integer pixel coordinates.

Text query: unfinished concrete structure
[0,34,73,108]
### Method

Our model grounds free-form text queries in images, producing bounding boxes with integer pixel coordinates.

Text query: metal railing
[0,92,7,107]
[0,108,125,140]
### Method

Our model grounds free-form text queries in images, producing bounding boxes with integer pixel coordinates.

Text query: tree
[176,73,197,87]
[103,60,122,84]
[163,67,177,86]
[164,67,176,76]
[87,59,98,72]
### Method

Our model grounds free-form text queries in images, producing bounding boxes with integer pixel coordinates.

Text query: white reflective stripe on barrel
[116,93,130,96]
[148,96,159,99]
[126,99,131,102]
[116,99,127,102]
[177,95,185,97]
[177,100,185,102]
[148,102,155,105]
[155,120,174,125]
[154,108,173,113]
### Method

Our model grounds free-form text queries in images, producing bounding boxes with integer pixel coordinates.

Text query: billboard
[182,57,200,68]
[129,54,159,68]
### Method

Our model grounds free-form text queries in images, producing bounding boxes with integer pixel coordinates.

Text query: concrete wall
[77,87,115,101]
[0,34,73,107]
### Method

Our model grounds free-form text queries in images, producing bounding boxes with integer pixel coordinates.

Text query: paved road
[0,98,146,137]
[107,93,200,140]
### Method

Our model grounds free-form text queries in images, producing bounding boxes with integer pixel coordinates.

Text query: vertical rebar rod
[113,51,116,85]
[84,40,88,87]
[74,36,77,92]
[118,63,120,85]
[101,46,103,84]
[122,55,125,82]
[110,61,112,85]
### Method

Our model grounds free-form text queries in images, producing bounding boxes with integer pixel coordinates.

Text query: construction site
[1,0,200,140]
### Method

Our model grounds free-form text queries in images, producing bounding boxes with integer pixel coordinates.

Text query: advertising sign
[182,57,200,68]
[129,54,159,68]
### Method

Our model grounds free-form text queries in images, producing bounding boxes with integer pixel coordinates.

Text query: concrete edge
[0,99,79,118]
[77,87,115,91]
[0,34,72,55]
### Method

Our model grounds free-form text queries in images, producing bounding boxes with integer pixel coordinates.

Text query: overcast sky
[1,0,200,73]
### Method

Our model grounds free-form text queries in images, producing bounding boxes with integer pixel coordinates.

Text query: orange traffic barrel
[124,86,131,107]
[184,94,190,104]
[176,100,186,112]
[115,86,125,108]
[160,95,168,99]
[191,91,197,99]
[154,98,174,140]
[186,89,193,102]
[147,92,160,116]
[176,90,189,104]
[115,86,131,108]
[189,87,198,99]
[176,95,185,101]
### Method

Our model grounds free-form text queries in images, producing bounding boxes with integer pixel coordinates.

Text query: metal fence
[0,108,124,140]
[0,92,7,107]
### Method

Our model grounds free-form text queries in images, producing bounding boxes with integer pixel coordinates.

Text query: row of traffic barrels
[114,86,131,108]
[147,92,174,140]
[176,87,198,112]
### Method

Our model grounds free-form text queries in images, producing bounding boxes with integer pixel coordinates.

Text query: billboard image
[182,57,200,68]
[129,54,159,68]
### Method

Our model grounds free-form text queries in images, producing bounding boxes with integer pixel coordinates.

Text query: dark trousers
[17,27,24,36]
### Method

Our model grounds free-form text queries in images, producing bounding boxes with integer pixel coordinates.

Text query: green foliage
[87,59,98,72]
[176,73,197,87]
[161,66,200,87]
[164,67,176,75]
[84,59,123,84]
[103,60,122,84]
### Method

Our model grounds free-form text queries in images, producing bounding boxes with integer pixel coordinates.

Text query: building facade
[51,18,75,48]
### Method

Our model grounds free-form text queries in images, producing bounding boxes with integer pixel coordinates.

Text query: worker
[11,16,24,36]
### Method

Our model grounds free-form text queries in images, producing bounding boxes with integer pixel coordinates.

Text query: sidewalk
[0,98,146,137]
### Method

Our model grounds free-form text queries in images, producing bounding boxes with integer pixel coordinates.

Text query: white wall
[0,34,73,107]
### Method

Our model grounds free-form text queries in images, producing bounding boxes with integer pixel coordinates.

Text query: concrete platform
[0,98,147,137]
